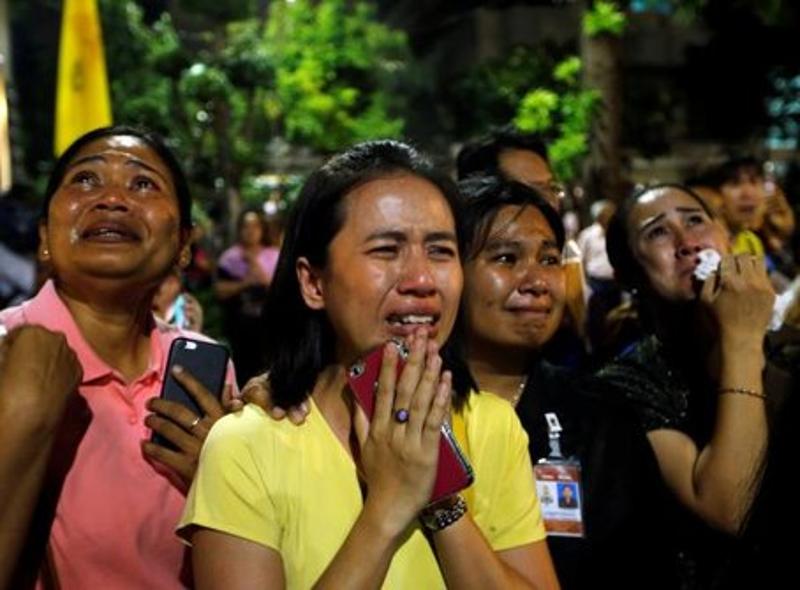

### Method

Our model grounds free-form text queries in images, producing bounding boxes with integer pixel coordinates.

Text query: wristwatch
[419,495,468,532]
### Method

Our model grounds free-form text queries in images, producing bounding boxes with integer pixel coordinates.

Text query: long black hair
[263,139,474,408]
[43,125,193,229]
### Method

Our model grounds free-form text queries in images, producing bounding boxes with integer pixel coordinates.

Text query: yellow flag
[54,0,112,155]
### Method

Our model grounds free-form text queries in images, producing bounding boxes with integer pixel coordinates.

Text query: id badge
[533,458,585,538]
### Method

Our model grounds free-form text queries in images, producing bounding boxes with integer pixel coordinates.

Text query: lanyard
[544,412,564,459]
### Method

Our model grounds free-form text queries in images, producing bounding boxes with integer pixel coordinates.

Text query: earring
[42,248,49,257]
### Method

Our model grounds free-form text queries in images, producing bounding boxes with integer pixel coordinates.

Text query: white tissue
[770,276,800,331]
[693,249,721,281]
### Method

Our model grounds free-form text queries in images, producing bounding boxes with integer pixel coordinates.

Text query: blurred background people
[214,208,279,385]
[711,156,769,257]
[456,126,565,211]
[709,156,797,291]
[152,269,205,333]
[0,192,40,308]
[576,199,621,359]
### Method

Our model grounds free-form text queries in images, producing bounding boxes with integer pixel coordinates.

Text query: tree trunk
[581,31,624,202]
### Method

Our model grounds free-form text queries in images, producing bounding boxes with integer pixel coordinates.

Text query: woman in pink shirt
[215,209,280,385]
[0,126,235,589]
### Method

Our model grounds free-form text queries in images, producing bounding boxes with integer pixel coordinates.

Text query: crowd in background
[3,131,800,377]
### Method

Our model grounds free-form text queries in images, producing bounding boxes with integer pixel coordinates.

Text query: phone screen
[151,337,229,449]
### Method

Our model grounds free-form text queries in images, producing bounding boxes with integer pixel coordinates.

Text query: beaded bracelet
[719,387,766,400]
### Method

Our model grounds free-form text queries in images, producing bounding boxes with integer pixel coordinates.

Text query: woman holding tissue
[597,183,794,587]
[180,140,558,589]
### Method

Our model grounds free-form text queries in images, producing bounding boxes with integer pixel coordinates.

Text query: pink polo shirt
[0,280,237,589]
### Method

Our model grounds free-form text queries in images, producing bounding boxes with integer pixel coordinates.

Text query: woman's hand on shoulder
[242,372,309,424]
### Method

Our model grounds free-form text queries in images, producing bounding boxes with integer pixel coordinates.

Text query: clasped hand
[699,253,775,341]
[354,331,452,537]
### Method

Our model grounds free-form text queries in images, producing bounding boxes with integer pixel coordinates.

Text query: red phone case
[347,340,474,504]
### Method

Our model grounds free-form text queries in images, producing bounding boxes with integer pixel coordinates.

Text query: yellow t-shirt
[179,390,545,589]
[731,230,765,256]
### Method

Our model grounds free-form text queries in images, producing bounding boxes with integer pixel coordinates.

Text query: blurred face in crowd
[720,166,766,231]
[627,187,729,302]
[596,201,617,230]
[152,271,183,318]
[240,211,265,247]
[40,135,189,293]
[299,173,463,363]
[463,205,565,355]
[498,148,562,210]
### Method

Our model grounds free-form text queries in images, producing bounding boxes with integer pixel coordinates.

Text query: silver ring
[394,408,410,424]
[188,415,201,431]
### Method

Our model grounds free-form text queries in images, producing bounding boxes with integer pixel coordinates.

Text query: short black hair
[709,155,764,189]
[43,125,192,229]
[606,183,715,291]
[264,139,473,408]
[457,175,565,259]
[456,125,549,180]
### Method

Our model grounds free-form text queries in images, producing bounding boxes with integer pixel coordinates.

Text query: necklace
[511,376,528,407]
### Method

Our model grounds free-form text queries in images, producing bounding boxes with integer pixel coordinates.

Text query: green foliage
[452,44,598,181]
[553,56,583,85]
[222,21,274,89]
[101,3,169,127]
[263,0,408,151]
[98,0,411,220]
[514,90,559,133]
[583,1,627,37]
[450,45,561,139]
[181,64,234,103]
[513,58,599,181]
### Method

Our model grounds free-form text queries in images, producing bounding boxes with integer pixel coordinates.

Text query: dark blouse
[595,328,797,438]
[593,326,798,589]
[216,265,269,387]
[516,360,677,589]
[594,334,717,444]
